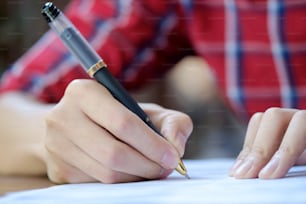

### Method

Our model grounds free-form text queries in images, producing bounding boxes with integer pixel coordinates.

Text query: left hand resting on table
[229,107,306,179]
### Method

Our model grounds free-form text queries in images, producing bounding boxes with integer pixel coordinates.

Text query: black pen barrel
[94,68,160,134]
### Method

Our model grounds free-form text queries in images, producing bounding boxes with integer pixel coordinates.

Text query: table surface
[0,175,54,196]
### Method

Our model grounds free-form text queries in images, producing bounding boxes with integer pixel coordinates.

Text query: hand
[44,79,193,184]
[229,107,306,179]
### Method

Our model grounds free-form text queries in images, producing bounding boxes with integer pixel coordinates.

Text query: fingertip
[160,148,179,169]
[233,159,253,179]
[159,168,173,179]
[176,132,188,157]
[258,156,279,179]
[161,128,187,158]
[228,159,243,177]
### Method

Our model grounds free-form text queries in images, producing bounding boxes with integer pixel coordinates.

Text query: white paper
[1,159,305,204]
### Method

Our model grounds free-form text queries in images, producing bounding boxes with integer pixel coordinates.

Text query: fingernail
[234,158,253,178]
[177,132,187,156]
[259,154,280,178]
[161,150,178,169]
[229,159,243,176]
[178,132,187,146]
[159,168,172,179]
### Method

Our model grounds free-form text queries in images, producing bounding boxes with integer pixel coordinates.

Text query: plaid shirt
[1,0,306,118]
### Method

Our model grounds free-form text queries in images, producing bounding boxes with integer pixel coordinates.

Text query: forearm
[0,92,52,175]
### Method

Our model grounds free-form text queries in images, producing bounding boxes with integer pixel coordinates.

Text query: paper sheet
[1,159,305,204]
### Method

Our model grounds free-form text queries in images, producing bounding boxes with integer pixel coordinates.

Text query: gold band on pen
[87,60,107,77]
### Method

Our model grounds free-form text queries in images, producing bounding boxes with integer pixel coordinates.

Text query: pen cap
[41,2,103,72]
[41,3,73,35]
[41,2,60,23]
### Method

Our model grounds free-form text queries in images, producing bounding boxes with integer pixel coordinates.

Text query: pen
[41,2,189,179]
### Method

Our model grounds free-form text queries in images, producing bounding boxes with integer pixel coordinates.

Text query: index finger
[140,104,193,157]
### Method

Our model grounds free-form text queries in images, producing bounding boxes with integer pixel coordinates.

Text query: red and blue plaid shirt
[1,0,306,118]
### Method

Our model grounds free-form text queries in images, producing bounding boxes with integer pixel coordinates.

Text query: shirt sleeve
[0,0,192,103]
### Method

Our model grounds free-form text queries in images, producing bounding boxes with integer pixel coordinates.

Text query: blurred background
[0,0,245,159]
[0,0,69,74]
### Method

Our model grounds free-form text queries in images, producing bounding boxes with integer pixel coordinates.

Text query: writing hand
[44,79,192,183]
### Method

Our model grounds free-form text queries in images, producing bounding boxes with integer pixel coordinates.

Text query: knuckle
[103,145,125,168]
[44,139,57,156]
[44,101,70,129]
[145,103,162,109]
[279,146,300,159]
[115,113,133,134]
[64,79,93,99]
[171,110,193,136]
[47,164,69,184]
[264,107,283,119]
[292,110,306,122]
[45,109,62,129]
[236,145,252,160]
[44,131,56,153]
[44,113,65,153]
[65,79,84,97]
[102,170,121,184]
[240,146,251,156]
[250,145,269,159]
[249,112,263,123]
[165,111,193,136]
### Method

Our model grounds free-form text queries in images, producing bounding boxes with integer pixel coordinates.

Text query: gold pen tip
[175,159,190,179]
